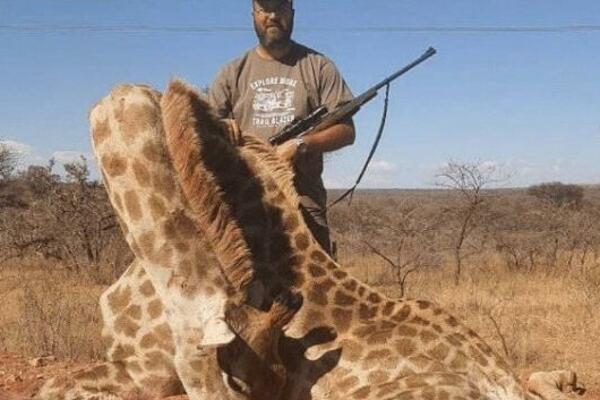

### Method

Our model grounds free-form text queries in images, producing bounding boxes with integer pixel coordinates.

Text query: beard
[253,18,293,50]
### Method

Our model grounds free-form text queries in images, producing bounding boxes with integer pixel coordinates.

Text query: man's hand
[275,139,299,163]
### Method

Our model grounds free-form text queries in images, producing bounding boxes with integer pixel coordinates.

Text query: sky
[1,0,599,188]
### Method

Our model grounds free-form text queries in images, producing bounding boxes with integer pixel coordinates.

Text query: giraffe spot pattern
[310,250,327,262]
[428,342,451,361]
[417,300,431,309]
[382,301,395,316]
[281,212,300,232]
[139,280,155,297]
[124,190,143,221]
[307,287,328,306]
[174,241,190,253]
[337,375,360,392]
[148,195,167,219]
[342,279,358,292]
[92,117,111,146]
[111,344,136,360]
[449,350,468,370]
[446,334,463,347]
[331,308,353,333]
[144,350,172,371]
[333,270,348,280]
[117,103,159,143]
[351,385,371,399]
[468,345,489,366]
[313,278,336,295]
[359,303,378,320]
[147,298,164,319]
[152,171,177,202]
[142,141,164,164]
[396,338,417,357]
[308,263,326,277]
[367,370,390,385]
[140,333,157,349]
[334,290,356,307]
[138,231,156,259]
[339,339,363,362]
[102,153,128,177]
[294,232,310,250]
[114,365,132,385]
[114,314,140,338]
[365,328,393,345]
[132,159,152,187]
[410,315,431,326]
[107,286,132,314]
[125,304,142,320]
[419,329,439,343]
[367,293,382,303]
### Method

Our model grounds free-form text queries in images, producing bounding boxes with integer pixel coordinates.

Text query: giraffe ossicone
[37,80,582,400]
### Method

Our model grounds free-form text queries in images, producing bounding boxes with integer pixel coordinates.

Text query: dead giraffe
[39,80,583,400]
[36,83,300,400]
[159,80,583,400]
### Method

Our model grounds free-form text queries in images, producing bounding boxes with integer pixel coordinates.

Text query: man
[209,0,355,254]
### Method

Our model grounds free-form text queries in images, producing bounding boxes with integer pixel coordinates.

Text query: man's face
[252,0,294,50]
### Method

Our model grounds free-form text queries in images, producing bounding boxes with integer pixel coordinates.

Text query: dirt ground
[0,352,598,400]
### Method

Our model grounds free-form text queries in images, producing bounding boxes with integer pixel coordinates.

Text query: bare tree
[351,200,442,295]
[436,161,505,285]
[0,140,19,180]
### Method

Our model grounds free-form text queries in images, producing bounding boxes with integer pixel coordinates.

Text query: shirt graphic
[250,77,298,128]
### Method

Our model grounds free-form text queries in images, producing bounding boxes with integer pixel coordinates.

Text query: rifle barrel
[370,47,437,93]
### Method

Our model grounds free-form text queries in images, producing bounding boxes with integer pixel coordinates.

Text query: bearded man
[209,0,355,254]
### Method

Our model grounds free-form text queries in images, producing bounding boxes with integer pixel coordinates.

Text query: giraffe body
[157,80,577,400]
[38,81,578,400]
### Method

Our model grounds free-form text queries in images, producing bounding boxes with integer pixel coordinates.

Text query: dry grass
[1,254,598,392]
[0,257,106,360]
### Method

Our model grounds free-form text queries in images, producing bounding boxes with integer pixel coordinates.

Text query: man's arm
[275,120,355,162]
[277,54,355,162]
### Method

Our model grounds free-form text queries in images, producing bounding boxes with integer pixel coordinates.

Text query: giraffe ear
[200,317,236,347]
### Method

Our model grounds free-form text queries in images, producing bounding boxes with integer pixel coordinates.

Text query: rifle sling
[327,83,391,209]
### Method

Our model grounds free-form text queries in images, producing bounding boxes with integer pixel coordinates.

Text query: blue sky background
[1,0,599,188]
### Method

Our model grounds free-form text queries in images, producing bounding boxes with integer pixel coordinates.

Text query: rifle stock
[268,47,436,146]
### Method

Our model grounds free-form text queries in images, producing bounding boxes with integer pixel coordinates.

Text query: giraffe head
[218,290,303,399]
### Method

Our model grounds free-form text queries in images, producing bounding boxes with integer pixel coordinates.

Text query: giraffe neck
[232,135,397,336]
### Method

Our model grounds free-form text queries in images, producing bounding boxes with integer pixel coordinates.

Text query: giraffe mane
[161,79,254,292]
[239,134,301,210]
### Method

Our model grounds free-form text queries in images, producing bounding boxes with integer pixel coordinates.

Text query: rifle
[269,46,437,146]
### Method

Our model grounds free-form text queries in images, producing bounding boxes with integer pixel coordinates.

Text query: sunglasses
[253,3,293,16]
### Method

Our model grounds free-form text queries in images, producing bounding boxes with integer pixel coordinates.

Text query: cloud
[52,150,90,165]
[0,139,46,167]
[480,160,499,170]
[369,160,398,173]
[0,140,100,179]
[0,139,32,155]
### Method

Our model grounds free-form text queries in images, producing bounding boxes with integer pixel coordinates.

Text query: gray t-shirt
[209,42,353,225]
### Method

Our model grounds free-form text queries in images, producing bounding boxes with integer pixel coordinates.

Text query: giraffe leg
[37,260,184,400]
